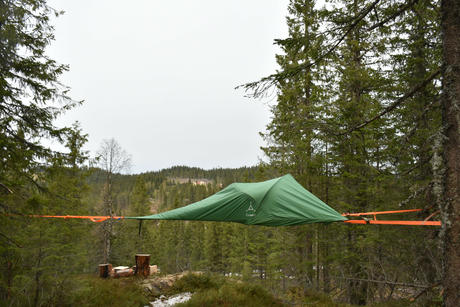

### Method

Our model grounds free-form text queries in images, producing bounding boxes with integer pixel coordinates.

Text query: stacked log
[98,254,155,278]
[150,265,158,275]
[113,266,134,278]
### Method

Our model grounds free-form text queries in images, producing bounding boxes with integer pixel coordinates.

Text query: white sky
[47,0,289,173]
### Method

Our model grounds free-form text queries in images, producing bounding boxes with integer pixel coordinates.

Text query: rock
[149,292,192,307]
[140,271,202,296]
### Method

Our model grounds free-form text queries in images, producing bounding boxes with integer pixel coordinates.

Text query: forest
[0,0,459,306]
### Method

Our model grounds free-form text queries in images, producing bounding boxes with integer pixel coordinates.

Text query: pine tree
[0,0,86,302]
[0,0,81,192]
[0,124,90,305]
[438,0,460,304]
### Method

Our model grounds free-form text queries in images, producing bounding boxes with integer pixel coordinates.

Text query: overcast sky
[47,0,289,173]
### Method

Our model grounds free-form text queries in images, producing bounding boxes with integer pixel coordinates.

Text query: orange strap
[342,209,422,217]
[26,209,441,226]
[344,220,441,226]
[342,209,441,226]
[29,215,124,223]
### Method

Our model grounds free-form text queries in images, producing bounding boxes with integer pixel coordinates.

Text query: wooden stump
[135,254,150,277]
[99,263,112,278]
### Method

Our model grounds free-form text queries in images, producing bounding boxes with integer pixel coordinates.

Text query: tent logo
[246,202,256,217]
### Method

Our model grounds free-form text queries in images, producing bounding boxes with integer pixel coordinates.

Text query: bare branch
[334,276,433,288]
[339,68,441,135]
[397,183,432,208]
[0,183,13,194]
[410,282,441,301]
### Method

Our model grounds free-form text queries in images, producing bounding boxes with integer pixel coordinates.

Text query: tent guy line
[21,175,441,226]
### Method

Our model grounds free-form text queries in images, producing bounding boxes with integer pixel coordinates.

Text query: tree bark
[99,264,112,278]
[440,0,460,306]
[135,254,150,277]
[103,173,113,264]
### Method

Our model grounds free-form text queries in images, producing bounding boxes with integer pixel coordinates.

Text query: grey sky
[47,0,289,173]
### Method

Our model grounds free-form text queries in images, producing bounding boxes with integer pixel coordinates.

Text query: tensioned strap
[25,209,441,226]
[342,209,422,217]
[343,220,441,226]
[342,209,441,226]
[29,215,124,223]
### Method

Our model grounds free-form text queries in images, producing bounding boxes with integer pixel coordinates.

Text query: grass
[66,275,149,307]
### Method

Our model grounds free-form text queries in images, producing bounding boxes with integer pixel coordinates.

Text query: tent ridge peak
[257,175,286,207]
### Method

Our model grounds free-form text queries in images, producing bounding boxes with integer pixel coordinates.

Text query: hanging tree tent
[127,174,346,226]
[28,174,440,226]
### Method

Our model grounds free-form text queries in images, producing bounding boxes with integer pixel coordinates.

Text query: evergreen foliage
[237,0,445,304]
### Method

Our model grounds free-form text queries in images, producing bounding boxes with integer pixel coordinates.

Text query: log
[135,254,150,277]
[114,268,134,278]
[99,263,112,278]
[149,265,158,275]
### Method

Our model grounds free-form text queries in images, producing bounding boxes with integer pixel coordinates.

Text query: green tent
[128,174,347,226]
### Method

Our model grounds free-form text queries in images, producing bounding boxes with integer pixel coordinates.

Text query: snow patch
[149,292,192,307]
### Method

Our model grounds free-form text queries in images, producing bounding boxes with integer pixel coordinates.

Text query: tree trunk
[440,0,460,306]
[6,261,13,300]
[323,146,331,293]
[315,226,320,290]
[103,176,113,264]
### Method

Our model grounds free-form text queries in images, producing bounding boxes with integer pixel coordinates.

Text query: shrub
[173,273,284,307]
[67,276,149,307]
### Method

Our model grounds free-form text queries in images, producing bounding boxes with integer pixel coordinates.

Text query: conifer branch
[238,0,382,97]
[367,0,419,31]
[0,232,22,248]
[400,154,433,175]
[339,68,441,135]
[402,99,440,143]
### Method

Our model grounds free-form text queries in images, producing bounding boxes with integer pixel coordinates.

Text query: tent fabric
[127,174,347,226]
